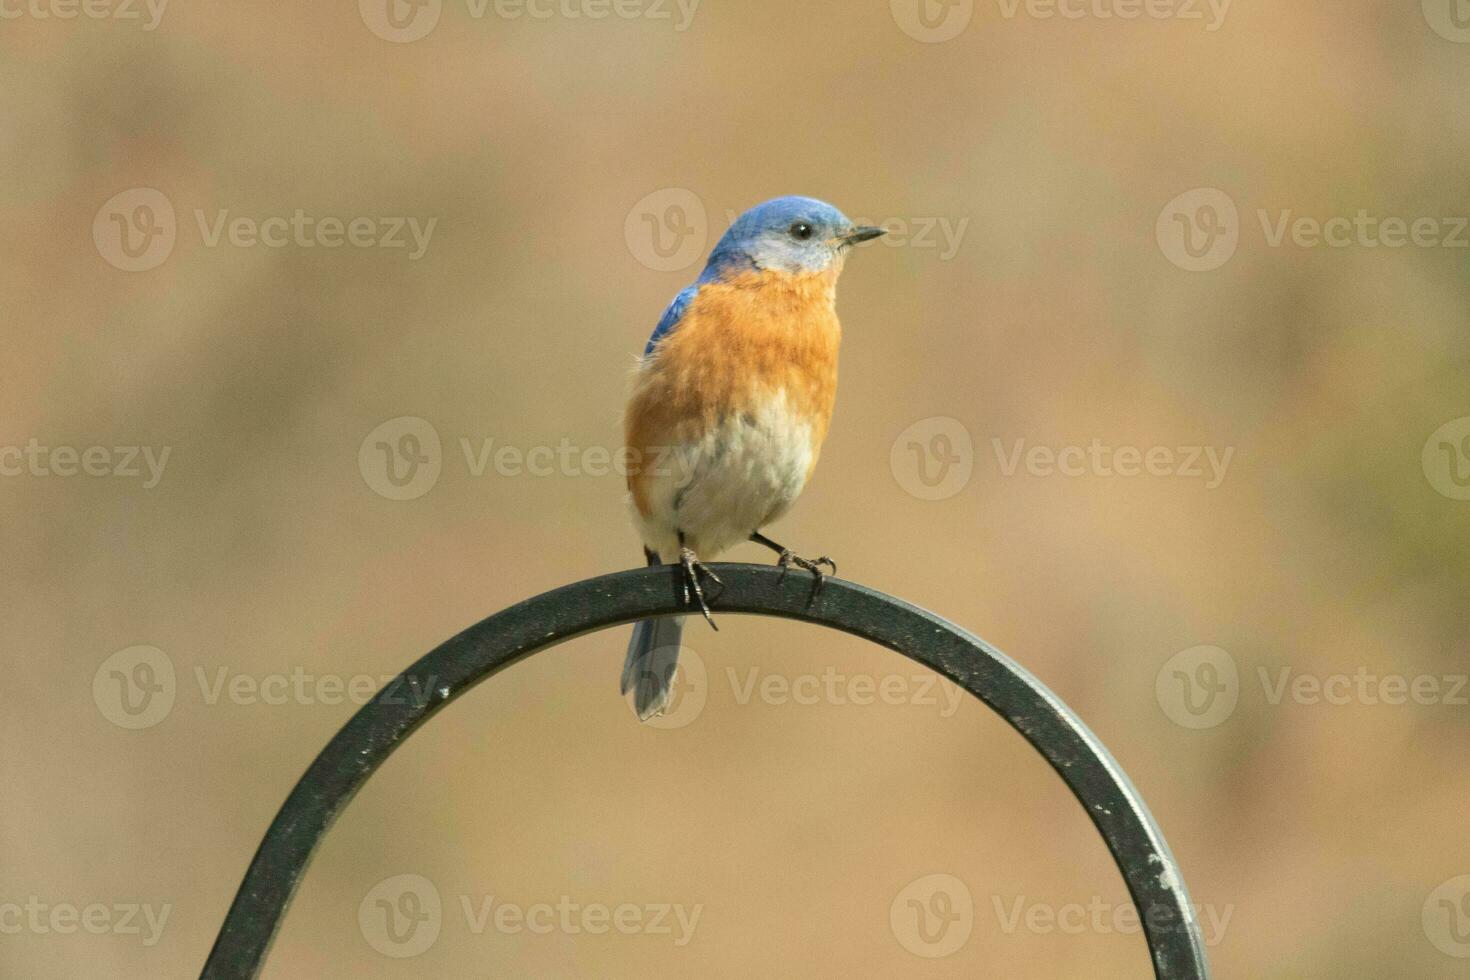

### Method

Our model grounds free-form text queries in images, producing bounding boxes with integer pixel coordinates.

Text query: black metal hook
[200,564,1210,979]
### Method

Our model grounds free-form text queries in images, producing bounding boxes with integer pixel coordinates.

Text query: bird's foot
[680,548,722,629]
[776,550,837,594]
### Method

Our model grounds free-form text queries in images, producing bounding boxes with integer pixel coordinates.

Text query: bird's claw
[680,547,722,630]
[777,550,837,594]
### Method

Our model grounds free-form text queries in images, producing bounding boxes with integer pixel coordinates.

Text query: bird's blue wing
[643,285,698,357]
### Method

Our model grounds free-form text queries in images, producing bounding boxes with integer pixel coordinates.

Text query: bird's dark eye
[790,222,815,241]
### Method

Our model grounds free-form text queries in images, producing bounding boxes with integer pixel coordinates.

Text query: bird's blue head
[701,196,886,281]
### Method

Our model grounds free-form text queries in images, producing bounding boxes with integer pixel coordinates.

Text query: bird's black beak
[842,225,888,246]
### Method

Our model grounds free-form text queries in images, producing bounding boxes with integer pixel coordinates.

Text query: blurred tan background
[5,0,1470,976]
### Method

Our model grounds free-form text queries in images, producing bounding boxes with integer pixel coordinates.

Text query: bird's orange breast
[624,269,842,516]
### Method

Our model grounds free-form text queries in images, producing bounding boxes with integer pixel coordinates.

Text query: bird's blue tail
[621,615,685,721]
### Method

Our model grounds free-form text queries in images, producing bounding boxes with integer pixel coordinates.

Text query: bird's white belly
[632,390,815,560]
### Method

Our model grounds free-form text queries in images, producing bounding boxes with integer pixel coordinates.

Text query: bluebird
[620,196,886,720]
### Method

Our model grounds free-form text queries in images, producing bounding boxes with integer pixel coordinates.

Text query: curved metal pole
[201,565,1210,979]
